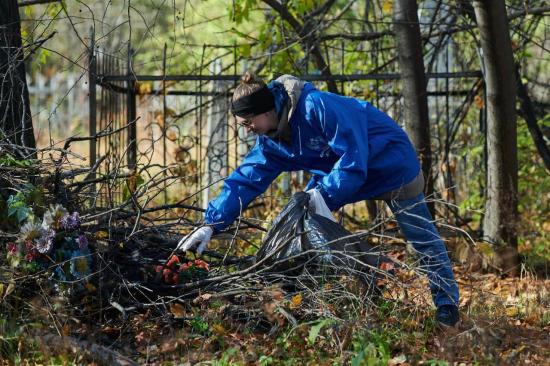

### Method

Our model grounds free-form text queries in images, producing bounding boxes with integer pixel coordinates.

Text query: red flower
[157,266,179,285]
[179,259,209,272]
[155,255,185,284]
[25,252,35,262]
[155,255,209,285]
[24,240,34,253]
[6,242,17,254]
[193,259,209,271]
[166,255,180,268]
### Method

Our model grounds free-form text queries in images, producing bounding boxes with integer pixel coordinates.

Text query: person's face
[235,110,278,135]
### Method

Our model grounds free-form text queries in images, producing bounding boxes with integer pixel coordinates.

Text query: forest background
[0,0,548,364]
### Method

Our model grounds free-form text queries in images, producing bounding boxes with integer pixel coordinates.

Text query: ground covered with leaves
[1,153,548,365]
[1,238,548,366]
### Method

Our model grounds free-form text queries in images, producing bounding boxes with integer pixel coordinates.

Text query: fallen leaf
[170,303,186,318]
[474,94,485,109]
[62,324,71,337]
[290,293,302,309]
[263,285,284,301]
[380,261,395,271]
[389,354,407,365]
[95,231,109,239]
[212,324,226,336]
[101,326,120,335]
[192,293,212,304]
[136,81,152,95]
[506,306,519,317]
[135,331,147,344]
[160,340,179,353]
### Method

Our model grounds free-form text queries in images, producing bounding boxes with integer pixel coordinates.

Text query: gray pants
[373,171,425,201]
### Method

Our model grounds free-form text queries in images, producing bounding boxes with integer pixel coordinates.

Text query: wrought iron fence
[87,35,484,223]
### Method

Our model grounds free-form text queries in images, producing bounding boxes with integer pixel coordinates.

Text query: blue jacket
[205,82,421,232]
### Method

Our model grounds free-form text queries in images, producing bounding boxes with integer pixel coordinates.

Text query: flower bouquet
[5,204,92,282]
[155,255,209,285]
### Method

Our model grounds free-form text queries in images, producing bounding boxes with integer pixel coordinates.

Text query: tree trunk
[393,0,434,213]
[0,0,36,158]
[472,0,519,274]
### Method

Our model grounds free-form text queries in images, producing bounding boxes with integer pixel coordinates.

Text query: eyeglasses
[236,116,253,127]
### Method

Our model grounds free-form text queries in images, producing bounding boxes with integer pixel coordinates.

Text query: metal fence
[87,36,484,222]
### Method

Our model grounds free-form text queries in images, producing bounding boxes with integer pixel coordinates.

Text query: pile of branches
[0,131,440,363]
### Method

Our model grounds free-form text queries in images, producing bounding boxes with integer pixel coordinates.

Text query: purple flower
[35,229,55,254]
[60,212,81,230]
[76,234,88,250]
[59,215,70,229]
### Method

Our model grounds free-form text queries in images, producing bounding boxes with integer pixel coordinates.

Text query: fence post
[88,27,97,204]
[127,47,137,173]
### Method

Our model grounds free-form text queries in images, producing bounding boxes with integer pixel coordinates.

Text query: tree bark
[393,0,434,212]
[0,0,36,158]
[472,0,519,274]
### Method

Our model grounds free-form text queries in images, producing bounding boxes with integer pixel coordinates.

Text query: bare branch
[18,0,60,7]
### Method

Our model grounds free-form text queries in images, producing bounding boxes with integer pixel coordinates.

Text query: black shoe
[436,304,459,327]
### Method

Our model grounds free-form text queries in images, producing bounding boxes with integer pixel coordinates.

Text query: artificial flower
[69,250,91,279]
[54,266,68,281]
[76,234,88,249]
[166,255,180,267]
[24,240,35,253]
[60,212,81,230]
[42,204,68,230]
[19,221,43,242]
[193,259,209,271]
[35,229,55,254]
[181,259,209,272]
[6,242,17,254]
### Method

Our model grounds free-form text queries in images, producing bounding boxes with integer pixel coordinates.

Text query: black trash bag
[256,192,384,284]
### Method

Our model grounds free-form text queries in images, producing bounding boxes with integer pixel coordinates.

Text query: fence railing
[87,37,484,222]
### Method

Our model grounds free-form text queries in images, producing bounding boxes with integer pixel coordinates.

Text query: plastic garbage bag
[256,192,383,283]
